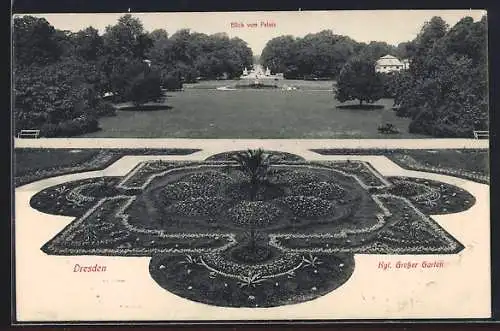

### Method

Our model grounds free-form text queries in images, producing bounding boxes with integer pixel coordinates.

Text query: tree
[126,71,163,106]
[261,31,360,79]
[73,26,103,61]
[357,41,398,62]
[13,15,62,67]
[393,15,488,137]
[102,14,152,59]
[100,15,153,93]
[231,149,273,252]
[260,35,297,74]
[395,41,414,59]
[336,58,384,105]
[409,16,449,78]
[231,149,272,201]
[14,58,101,136]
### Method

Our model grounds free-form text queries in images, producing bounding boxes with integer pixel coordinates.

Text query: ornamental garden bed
[29,150,472,307]
[311,148,489,184]
[14,148,200,187]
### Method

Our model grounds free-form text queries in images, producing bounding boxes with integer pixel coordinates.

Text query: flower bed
[180,170,235,185]
[277,196,335,218]
[165,196,230,217]
[161,181,221,200]
[33,152,470,308]
[118,161,198,189]
[228,201,283,228]
[288,181,346,200]
[384,177,476,215]
[149,252,355,308]
[30,177,123,217]
[269,168,322,185]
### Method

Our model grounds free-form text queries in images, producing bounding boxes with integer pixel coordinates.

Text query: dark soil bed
[149,252,355,307]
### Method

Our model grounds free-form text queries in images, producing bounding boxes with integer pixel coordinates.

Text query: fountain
[234,65,284,89]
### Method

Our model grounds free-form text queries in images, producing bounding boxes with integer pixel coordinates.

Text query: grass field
[82,80,425,139]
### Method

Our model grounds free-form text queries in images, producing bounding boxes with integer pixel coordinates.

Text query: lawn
[82,80,424,138]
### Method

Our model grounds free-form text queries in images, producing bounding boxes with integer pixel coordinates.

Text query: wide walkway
[15,137,489,150]
[14,142,490,321]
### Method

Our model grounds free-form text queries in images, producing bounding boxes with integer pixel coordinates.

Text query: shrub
[126,73,163,106]
[95,101,116,117]
[40,123,59,138]
[40,115,99,137]
[163,75,183,91]
[14,59,102,135]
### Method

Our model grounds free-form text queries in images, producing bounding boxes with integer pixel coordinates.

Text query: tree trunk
[359,99,363,106]
[250,228,255,249]
[249,180,258,201]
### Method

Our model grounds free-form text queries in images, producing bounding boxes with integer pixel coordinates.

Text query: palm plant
[230,148,272,199]
[231,149,273,255]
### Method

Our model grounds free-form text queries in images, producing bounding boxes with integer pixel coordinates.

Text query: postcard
[12,9,490,323]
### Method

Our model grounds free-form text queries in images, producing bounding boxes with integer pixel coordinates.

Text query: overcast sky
[17,10,486,55]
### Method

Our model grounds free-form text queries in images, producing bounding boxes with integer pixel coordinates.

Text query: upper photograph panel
[12,10,488,139]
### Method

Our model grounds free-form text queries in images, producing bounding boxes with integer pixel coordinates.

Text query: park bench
[473,130,489,140]
[17,129,40,139]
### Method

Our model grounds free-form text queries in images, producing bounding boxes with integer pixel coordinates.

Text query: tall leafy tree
[260,35,298,74]
[73,26,103,61]
[336,58,384,105]
[394,15,488,137]
[13,16,62,67]
[100,14,154,96]
[14,58,101,133]
[357,41,398,62]
[260,31,359,79]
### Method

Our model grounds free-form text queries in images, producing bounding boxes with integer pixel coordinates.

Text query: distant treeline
[260,31,412,79]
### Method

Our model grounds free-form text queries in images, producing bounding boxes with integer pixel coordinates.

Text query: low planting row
[15,148,200,187]
[311,149,489,184]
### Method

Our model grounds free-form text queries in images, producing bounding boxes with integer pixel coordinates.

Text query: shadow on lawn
[118,105,174,111]
[336,104,385,110]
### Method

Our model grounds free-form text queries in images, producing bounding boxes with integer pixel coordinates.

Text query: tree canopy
[14,16,63,67]
[336,58,384,105]
[260,31,360,79]
[147,29,253,82]
[393,15,488,137]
